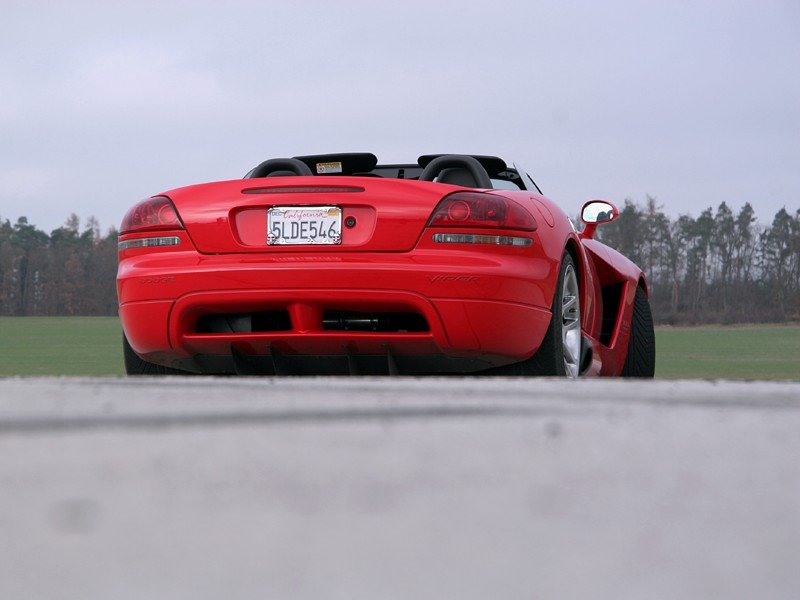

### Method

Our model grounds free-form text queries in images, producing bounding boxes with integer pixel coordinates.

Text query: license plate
[267,206,342,245]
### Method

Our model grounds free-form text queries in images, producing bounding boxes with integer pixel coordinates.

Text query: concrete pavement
[1,377,799,599]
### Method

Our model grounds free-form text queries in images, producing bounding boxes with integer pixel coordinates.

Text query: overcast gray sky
[1,0,798,233]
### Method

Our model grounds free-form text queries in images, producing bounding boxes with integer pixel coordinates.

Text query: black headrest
[418,155,492,188]
[418,154,506,177]
[247,158,313,178]
[436,168,482,187]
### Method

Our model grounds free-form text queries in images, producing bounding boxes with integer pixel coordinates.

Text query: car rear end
[117,176,557,374]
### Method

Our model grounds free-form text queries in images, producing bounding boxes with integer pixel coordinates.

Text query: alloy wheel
[561,264,581,378]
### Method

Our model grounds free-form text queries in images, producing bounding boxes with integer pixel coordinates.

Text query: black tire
[503,253,581,377]
[620,286,656,378]
[123,334,186,375]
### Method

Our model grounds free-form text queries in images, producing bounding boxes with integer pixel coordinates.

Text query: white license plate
[267,206,342,245]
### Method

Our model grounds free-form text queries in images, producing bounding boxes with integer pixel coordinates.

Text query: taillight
[427,192,537,231]
[120,196,184,234]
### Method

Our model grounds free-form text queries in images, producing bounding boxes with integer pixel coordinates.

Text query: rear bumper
[118,249,556,374]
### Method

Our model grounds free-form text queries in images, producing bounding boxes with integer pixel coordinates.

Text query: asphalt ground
[1,377,799,600]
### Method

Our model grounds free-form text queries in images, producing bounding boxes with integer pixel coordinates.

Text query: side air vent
[195,311,292,333]
[599,283,624,346]
[322,311,429,333]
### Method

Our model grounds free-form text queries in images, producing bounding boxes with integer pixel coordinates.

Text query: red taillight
[120,196,184,234]
[427,192,537,231]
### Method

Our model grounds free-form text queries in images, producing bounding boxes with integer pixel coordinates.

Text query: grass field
[654,324,799,380]
[0,317,798,379]
[0,317,125,376]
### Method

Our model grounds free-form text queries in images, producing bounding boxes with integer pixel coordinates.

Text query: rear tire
[620,286,656,378]
[123,334,186,375]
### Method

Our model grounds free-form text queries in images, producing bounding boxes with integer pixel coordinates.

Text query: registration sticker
[316,161,343,174]
[268,206,342,245]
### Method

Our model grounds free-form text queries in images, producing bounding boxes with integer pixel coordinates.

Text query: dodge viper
[117,153,655,377]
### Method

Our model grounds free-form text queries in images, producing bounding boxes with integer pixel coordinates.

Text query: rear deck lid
[163,176,453,254]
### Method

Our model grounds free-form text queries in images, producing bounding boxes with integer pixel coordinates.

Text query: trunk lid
[163,176,451,254]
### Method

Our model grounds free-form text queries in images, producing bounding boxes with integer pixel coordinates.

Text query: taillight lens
[427,192,537,231]
[120,196,184,234]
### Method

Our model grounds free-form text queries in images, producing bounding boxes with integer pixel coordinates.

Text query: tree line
[595,199,800,324]
[1,202,798,323]
[0,215,118,316]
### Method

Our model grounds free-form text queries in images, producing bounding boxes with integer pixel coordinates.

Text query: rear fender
[517,195,585,314]
[580,238,647,374]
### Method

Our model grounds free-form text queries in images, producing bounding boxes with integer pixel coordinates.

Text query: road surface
[1,377,799,599]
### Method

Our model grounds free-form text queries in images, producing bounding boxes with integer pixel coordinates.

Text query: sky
[0,0,798,234]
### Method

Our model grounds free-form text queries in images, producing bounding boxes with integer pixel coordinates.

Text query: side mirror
[581,200,618,224]
[580,200,618,239]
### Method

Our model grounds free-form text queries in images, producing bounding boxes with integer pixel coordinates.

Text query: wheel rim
[561,264,581,378]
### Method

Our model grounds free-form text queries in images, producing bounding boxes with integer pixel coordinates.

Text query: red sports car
[117,153,655,377]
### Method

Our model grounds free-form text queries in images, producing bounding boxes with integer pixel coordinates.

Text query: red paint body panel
[118,300,173,354]
[117,171,646,375]
[164,177,461,254]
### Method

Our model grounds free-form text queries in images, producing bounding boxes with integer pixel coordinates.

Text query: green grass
[0,317,798,380]
[655,324,800,380]
[0,316,125,376]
